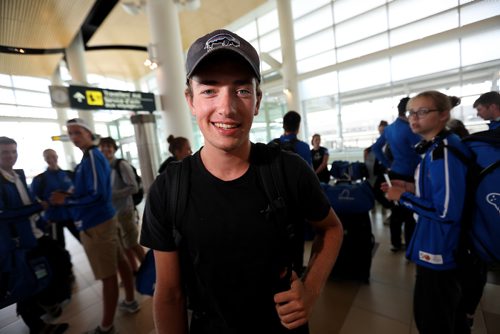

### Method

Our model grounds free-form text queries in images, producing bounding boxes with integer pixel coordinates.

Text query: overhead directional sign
[49,85,156,112]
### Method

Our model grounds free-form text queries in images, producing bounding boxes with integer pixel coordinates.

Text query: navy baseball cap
[185,29,261,82]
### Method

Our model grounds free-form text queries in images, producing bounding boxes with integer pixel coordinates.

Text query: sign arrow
[73,92,86,103]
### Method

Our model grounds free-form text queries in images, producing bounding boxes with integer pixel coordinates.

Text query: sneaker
[390,246,402,252]
[118,300,140,313]
[84,325,116,334]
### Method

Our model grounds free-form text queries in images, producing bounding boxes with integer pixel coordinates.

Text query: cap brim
[186,47,260,82]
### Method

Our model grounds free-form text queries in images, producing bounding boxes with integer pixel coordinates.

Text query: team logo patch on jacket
[419,251,443,265]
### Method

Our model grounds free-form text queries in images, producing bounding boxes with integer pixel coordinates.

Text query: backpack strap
[114,158,124,182]
[165,157,191,246]
[253,143,296,282]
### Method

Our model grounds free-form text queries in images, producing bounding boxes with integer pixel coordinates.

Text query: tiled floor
[1,206,499,334]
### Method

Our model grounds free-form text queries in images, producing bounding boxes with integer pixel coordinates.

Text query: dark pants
[414,265,469,334]
[458,249,488,316]
[390,205,415,248]
[388,171,415,248]
[373,174,394,209]
[48,220,80,248]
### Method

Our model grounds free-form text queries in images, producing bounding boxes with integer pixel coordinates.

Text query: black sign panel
[68,85,156,112]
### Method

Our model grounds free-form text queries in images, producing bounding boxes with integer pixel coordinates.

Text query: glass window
[257,9,279,35]
[333,0,386,24]
[390,11,458,47]
[299,72,339,100]
[462,28,500,66]
[16,106,57,119]
[388,0,457,29]
[11,76,50,92]
[292,0,331,19]
[0,74,11,86]
[294,6,334,40]
[0,88,16,104]
[295,28,335,60]
[335,6,387,47]
[460,0,500,26]
[340,98,397,150]
[235,21,258,41]
[14,90,52,107]
[391,41,460,82]
[338,59,391,92]
[259,30,281,53]
[118,118,136,138]
[303,97,337,141]
[337,33,388,62]
[297,50,336,74]
[0,121,61,178]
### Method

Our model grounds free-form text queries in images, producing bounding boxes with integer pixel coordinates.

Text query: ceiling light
[121,1,144,15]
[173,0,201,11]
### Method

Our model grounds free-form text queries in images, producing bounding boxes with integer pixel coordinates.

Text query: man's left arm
[274,208,343,329]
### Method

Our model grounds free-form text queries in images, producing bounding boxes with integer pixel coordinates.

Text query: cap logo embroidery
[205,33,240,52]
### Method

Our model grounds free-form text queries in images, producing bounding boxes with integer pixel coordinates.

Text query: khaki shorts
[117,209,140,250]
[80,217,122,280]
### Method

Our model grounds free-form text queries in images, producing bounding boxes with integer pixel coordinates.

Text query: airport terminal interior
[1,0,500,333]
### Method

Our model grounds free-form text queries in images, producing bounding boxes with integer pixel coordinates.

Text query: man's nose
[218,90,236,116]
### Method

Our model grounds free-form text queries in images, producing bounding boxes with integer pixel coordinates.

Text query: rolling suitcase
[321,182,375,283]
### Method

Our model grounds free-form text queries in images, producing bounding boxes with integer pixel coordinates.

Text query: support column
[131,114,160,193]
[276,0,304,138]
[65,31,95,131]
[51,67,76,169]
[145,0,194,146]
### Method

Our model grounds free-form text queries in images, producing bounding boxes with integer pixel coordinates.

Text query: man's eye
[237,89,251,95]
[201,89,215,95]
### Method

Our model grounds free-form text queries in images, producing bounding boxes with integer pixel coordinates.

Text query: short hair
[397,97,410,116]
[379,120,389,128]
[98,137,118,151]
[283,111,301,133]
[167,135,188,155]
[473,91,500,108]
[311,133,321,146]
[447,119,470,139]
[43,148,57,157]
[0,136,17,145]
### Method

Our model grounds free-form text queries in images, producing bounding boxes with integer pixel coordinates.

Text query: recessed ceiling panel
[0,0,96,49]
[85,49,151,81]
[0,53,63,78]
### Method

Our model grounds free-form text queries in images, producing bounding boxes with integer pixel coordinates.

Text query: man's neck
[200,143,251,181]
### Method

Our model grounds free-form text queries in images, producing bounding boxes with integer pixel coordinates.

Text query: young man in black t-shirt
[140,29,343,334]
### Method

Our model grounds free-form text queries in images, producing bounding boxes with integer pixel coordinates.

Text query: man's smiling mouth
[213,122,239,129]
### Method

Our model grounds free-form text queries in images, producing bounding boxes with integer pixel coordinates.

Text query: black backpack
[114,158,144,206]
[268,137,298,153]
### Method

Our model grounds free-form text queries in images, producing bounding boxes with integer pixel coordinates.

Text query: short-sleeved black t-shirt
[141,143,330,332]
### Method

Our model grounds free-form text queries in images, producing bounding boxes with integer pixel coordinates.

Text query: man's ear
[254,88,262,116]
[185,89,196,116]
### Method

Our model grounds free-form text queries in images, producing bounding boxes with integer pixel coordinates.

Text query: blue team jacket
[65,146,115,231]
[372,117,421,177]
[31,168,74,222]
[400,133,471,270]
[0,169,42,267]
